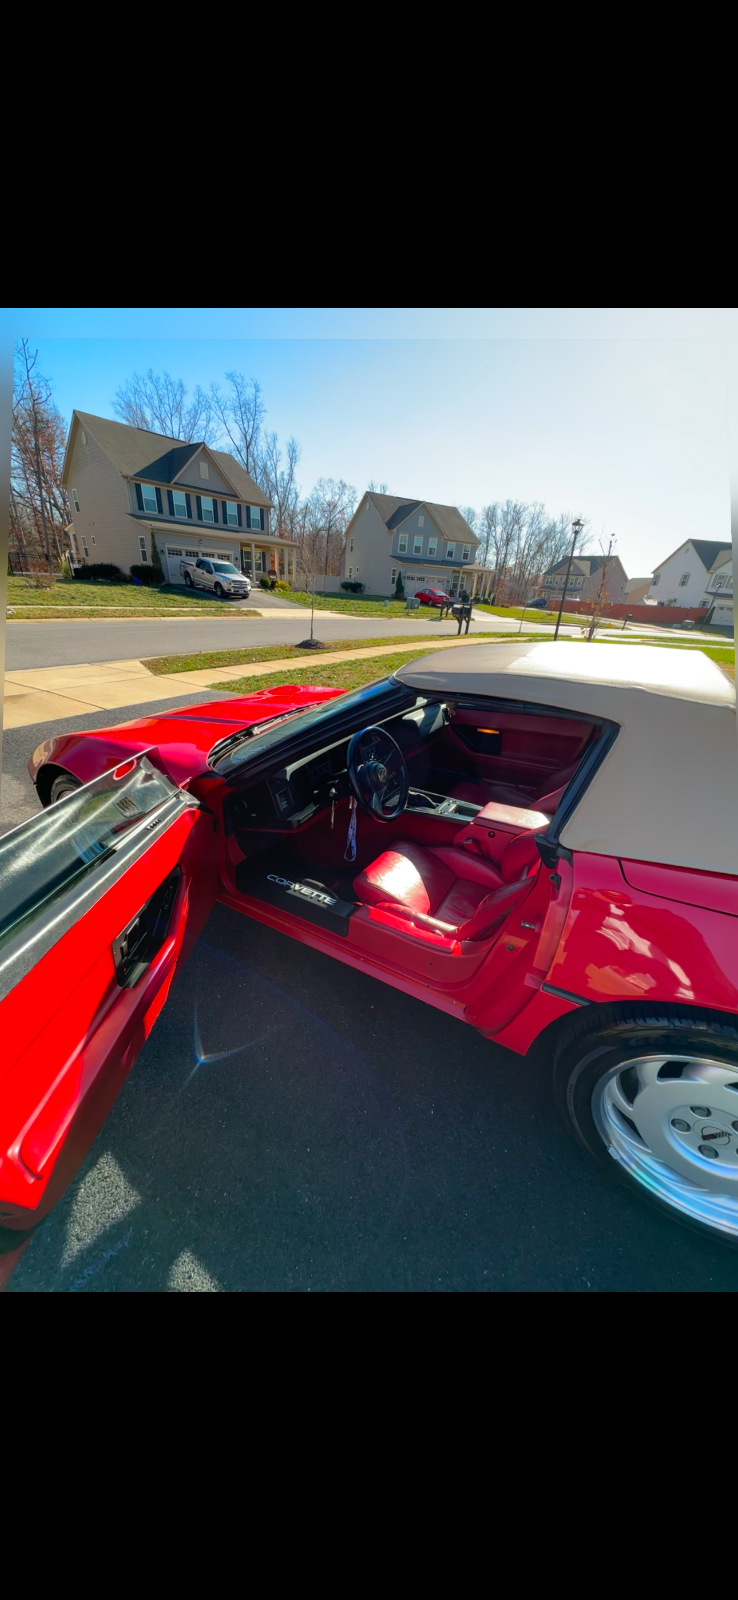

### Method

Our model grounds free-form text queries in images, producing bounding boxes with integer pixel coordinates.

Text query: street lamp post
[554,518,583,641]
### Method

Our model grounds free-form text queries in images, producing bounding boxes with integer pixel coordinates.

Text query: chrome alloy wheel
[593,1054,738,1240]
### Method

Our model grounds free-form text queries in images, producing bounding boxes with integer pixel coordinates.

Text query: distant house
[623,576,652,604]
[703,547,733,630]
[645,539,731,610]
[538,553,628,605]
[341,493,479,597]
[61,411,298,584]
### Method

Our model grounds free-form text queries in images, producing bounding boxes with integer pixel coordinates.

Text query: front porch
[241,540,298,583]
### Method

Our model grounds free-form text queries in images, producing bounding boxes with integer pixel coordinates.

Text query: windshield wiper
[211,711,303,769]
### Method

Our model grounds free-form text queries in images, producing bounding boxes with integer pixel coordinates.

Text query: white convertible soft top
[396,642,738,874]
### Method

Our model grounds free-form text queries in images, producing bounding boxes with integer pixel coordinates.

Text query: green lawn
[143,631,521,676]
[6,576,259,617]
[285,590,449,618]
[208,650,441,696]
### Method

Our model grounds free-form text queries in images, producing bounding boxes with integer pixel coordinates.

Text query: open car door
[0,753,218,1270]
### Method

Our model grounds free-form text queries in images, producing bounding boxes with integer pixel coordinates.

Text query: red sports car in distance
[415,588,448,606]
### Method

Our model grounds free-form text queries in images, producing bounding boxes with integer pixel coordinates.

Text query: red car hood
[29,683,343,791]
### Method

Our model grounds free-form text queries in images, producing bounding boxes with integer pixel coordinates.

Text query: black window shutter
[186,493,192,518]
[213,499,218,522]
[135,483,143,510]
[237,504,242,527]
[222,501,227,523]
[246,507,251,529]
[259,508,265,530]
[167,490,174,516]
[196,495,202,520]
[156,487,163,514]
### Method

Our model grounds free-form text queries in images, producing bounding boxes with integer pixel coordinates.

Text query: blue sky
[6,311,731,579]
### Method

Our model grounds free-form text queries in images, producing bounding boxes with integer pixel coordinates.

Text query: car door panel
[0,756,217,1233]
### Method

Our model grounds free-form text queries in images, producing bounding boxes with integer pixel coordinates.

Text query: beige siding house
[61,412,298,583]
[538,554,629,605]
[342,493,479,597]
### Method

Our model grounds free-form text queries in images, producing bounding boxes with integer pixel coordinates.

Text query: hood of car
[30,684,344,791]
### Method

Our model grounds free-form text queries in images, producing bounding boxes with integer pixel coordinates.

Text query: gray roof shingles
[68,412,272,507]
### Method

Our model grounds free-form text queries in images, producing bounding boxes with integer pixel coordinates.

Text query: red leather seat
[450,765,578,815]
[353,833,541,943]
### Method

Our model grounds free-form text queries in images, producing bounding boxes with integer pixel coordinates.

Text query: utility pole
[554,518,583,641]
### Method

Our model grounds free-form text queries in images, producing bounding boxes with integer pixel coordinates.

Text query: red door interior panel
[428,709,595,793]
[0,794,216,1231]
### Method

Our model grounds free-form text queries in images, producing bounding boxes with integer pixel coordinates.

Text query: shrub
[394,572,405,599]
[74,562,124,581]
[129,563,161,587]
[273,579,291,593]
[341,581,365,594]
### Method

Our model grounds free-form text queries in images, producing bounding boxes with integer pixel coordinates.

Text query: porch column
[251,541,256,577]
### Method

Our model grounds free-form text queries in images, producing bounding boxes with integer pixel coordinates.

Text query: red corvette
[2,641,737,1271]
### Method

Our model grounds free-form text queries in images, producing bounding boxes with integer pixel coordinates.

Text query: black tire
[49,772,82,806]
[553,1007,738,1246]
[214,582,224,599]
[184,571,193,588]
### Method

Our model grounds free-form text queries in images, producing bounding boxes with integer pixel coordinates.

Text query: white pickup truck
[180,557,251,600]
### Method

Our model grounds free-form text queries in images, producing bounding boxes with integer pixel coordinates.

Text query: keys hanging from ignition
[329,783,339,829]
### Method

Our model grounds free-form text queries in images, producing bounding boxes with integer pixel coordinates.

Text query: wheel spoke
[609,1075,640,1125]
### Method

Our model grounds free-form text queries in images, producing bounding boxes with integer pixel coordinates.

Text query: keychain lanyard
[344,795,357,862]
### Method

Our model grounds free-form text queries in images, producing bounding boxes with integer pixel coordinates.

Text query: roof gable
[652,538,731,574]
[61,411,272,507]
[363,492,478,545]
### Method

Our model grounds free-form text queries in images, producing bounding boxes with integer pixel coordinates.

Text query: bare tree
[584,538,616,639]
[12,341,72,572]
[367,480,391,494]
[260,432,302,540]
[293,479,357,644]
[209,372,266,477]
[113,369,216,441]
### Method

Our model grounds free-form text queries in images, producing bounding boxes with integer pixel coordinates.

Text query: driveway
[9,902,738,1292]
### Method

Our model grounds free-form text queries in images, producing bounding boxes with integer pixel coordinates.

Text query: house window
[200,496,215,523]
[199,461,209,479]
[72,489,80,513]
[391,568,397,582]
[141,484,158,514]
[82,537,89,558]
[184,549,198,558]
[349,536,354,553]
[398,534,408,554]
[418,515,424,527]
[428,538,437,557]
[138,535,148,562]
[462,544,470,561]
[446,543,455,559]
[248,506,264,531]
[91,536,96,545]
[652,574,660,586]
[223,502,240,528]
[166,547,183,557]
[348,567,353,579]
[413,537,423,554]
[171,491,189,518]
[679,572,690,586]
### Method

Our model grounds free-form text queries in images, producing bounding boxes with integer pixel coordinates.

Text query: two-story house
[703,547,733,632]
[341,493,479,598]
[538,554,628,605]
[645,539,731,609]
[61,411,299,584]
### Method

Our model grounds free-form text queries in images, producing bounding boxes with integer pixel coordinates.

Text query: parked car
[3,642,738,1275]
[415,588,449,606]
[180,557,251,599]
[527,597,549,609]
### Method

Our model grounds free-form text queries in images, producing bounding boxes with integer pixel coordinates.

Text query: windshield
[208,677,414,776]
[211,562,241,575]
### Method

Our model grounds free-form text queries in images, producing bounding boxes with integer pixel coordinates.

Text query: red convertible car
[1,641,737,1269]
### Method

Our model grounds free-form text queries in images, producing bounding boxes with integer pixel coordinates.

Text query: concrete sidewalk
[3,633,505,730]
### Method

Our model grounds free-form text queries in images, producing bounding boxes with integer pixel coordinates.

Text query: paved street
[9,901,738,1293]
[4,612,575,672]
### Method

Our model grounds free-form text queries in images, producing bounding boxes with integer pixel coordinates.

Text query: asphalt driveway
[9,902,738,1293]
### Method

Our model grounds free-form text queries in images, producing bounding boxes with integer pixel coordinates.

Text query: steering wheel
[346,725,409,821]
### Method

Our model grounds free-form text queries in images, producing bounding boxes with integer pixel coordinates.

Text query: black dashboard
[225,701,449,834]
